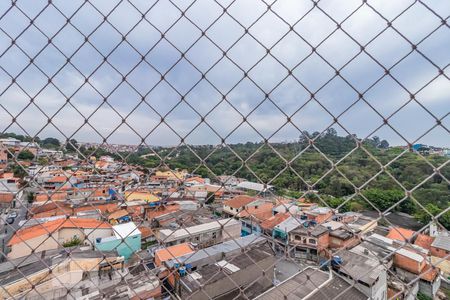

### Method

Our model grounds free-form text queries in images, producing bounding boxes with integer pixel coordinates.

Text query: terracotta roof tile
[138,226,154,239]
[386,227,416,242]
[108,209,129,220]
[237,202,274,220]
[154,243,194,264]
[0,192,14,203]
[8,218,111,246]
[420,264,439,282]
[414,234,434,250]
[260,213,290,230]
[224,195,257,209]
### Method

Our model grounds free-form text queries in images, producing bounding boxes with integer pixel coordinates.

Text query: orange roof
[32,203,118,219]
[46,176,69,183]
[0,193,14,203]
[154,243,194,264]
[185,177,205,184]
[146,204,180,220]
[1,172,14,179]
[386,227,416,242]
[8,218,111,246]
[260,213,290,230]
[237,202,274,220]
[35,192,68,202]
[138,226,154,239]
[414,234,434,251]
[108,209,129,220]
[420,264,439,282]
[224,195,257,209]
[74,203,118,215]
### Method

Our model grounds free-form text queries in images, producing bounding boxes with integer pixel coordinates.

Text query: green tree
[42,137,60,148]
[414,203,443,225]
[206,191,215,204]
[17,150,35,160]
[62,236,82,248]
[65,139,79,152]
[362,189,404,211]
[12,164,27,178]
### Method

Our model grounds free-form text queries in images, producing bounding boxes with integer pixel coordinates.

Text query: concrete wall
[222,221,242,241]
[430,246,449,259]
[329,236,359,249]
[394,253,425,274]
[0,257,122,299]
[8,234,59,259]
[223,205,240,216]
[419,276,441,298]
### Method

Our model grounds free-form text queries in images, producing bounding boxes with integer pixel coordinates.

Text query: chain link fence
[0,0,449,299]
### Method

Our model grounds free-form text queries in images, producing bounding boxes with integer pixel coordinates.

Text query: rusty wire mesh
[0,0,449,299]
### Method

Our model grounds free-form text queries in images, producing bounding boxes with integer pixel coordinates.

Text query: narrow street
[0,193,28,261]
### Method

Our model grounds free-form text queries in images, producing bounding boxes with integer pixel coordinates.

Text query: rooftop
[237,202,274,220]
[180,243,274,292]
[329,228,356,240]
[0,247,119,286]
[291,224,329,237]
[154,243,194,264]
[414,234,434,250]
[386,227,416,242]
[339,249,385,286]
[8,218,111,246]
[274,216,304,233]
[224,195,257,209]
[112,222,141,239]
[165,235,267,268]
[108,209,129,220]
[256,267,366,300]
[431,235,450,251]
[159,218,240,242]
[260,213,290,230]
[236,181,273,192]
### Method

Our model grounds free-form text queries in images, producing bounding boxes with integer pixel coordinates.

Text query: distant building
[37,148,64,159]
[236,181,274,194]
[158,218,241,248]
[0,147,8,170]
[223,195,258,216]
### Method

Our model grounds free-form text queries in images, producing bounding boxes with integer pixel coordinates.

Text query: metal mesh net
[0,0,449,299]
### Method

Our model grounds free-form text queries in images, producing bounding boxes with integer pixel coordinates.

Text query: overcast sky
[0,0,449,147]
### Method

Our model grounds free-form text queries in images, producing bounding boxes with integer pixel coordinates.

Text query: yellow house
[154,170,187,181]
[125,191,160,203]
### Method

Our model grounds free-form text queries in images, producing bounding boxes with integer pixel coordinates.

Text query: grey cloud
[0,0,448,147]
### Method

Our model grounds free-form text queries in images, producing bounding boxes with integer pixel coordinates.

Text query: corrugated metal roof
[159,218,239,242]
[165,234,266,268]
[431,235,450,251]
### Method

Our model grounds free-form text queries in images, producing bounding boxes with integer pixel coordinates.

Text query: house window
[309,239,316,244]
